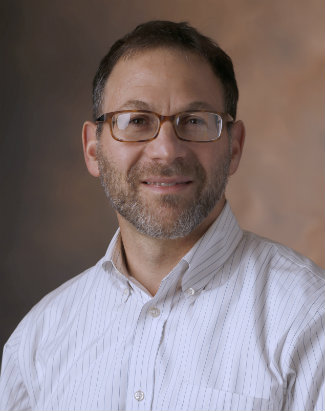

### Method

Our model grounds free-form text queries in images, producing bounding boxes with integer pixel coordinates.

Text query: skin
[82,48,245,295]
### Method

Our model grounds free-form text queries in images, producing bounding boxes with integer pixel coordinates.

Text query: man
[0,20,324,411]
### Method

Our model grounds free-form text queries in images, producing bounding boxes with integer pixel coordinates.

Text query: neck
[117,198,226,295]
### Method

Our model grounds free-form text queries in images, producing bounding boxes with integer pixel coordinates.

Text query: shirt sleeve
[284,308,325,411]
[0,329,31,411]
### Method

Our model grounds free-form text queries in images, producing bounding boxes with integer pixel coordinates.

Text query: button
[134,390,144,401]
[185,287,195,296]
[148,307,160,317]
[122,287,130,302]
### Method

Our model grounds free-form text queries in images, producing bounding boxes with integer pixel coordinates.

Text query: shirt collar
[101,230,129,284]
[179,202,243,293]
[101,202,243,294]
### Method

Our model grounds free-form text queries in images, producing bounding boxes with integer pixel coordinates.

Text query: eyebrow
[117,100,219,112]
[118,100,151,110]
[184,101,219,111]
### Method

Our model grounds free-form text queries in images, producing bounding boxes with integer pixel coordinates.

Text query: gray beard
[97,144,231,239]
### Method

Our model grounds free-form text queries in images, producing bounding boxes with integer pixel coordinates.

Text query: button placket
[125,267,185,410]
[125,298,169,410]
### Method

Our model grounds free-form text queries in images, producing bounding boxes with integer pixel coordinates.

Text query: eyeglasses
[95,110,234,142]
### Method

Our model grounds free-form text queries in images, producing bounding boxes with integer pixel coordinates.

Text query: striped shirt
[0,203,324,411]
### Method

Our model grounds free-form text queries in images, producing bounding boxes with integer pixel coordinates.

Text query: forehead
[102,47,225,113]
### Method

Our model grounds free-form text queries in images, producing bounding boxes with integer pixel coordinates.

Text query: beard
[97,143,231,239]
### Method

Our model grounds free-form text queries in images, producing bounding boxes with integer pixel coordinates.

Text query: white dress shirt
[0,203,324,411]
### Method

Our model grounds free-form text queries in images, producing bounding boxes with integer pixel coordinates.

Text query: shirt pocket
[157,382,281,411]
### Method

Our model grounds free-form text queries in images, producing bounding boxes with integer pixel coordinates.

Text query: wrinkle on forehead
[102,47,225,115]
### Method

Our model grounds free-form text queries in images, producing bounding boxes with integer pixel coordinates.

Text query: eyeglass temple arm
[96,114,107,123]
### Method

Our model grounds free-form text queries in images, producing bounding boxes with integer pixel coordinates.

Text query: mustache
[126,158,207,182]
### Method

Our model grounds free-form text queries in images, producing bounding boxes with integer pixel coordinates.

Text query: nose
[144,120,187,162]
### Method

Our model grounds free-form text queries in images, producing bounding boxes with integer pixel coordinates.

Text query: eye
[187,117,205,125]
[130,116,146,125]
[128,114,153,127]
[115,113,153,130]
[178,114,207,127]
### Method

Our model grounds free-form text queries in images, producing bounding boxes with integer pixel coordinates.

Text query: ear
[82,121,100,177]
[228,120,245,176]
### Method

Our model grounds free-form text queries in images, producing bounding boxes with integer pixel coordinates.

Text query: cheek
[194,148,218,172]
[196,144,230,178]
[103,140,144,171]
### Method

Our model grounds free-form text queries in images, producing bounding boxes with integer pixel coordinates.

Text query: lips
[142,177,192,186]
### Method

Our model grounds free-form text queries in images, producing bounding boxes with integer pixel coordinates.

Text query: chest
[34,287,286,410]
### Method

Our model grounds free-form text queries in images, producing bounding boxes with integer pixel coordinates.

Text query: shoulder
[28,264,101,325]
[241,230,324,277]
[5,260,108,355]
[0,262,108,407]
[240,230,325,313]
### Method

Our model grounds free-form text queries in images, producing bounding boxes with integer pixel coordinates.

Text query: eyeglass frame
[95,109,234,143]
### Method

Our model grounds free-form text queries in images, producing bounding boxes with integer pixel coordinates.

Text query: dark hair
[92,20,238,121]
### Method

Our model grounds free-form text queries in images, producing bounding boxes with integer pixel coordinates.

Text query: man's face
[93,48,240,239]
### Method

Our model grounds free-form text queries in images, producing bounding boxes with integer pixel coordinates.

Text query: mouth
[141,177,193,192]
[143,177,192,185]
[143,181,192,187]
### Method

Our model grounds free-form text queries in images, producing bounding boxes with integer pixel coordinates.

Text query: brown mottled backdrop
[1,0,324,352]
